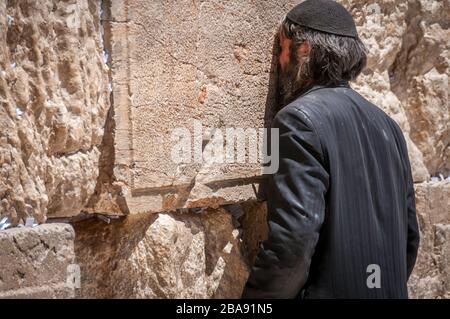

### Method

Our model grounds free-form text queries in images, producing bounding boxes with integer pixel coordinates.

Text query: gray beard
[279,56,310,106]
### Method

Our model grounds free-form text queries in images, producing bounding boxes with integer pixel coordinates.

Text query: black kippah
[286,0,358,38]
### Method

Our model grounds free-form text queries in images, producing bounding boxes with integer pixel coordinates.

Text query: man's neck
[281,80,351,107]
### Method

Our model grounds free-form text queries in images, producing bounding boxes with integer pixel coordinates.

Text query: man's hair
[280,16,367,86]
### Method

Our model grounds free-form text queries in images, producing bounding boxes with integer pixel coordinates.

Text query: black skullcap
[286,0,358,38]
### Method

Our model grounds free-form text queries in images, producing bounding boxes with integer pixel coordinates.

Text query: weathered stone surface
[0,223,75,298]
[408,181,450,298]
[106,0,294,214]
[435,224,450,298]
[73,208,249,298]
[0,0,110,222]
[239,201,268,265]
[389,0,449,177]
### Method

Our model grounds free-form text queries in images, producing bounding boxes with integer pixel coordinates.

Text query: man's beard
[279,55,311,106]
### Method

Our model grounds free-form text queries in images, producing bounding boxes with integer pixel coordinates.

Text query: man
[242,0,420,299]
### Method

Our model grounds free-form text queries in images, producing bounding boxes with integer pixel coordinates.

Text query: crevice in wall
[388,0,424,103]
[85,0,129,215]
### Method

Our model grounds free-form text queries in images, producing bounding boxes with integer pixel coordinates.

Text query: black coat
[242,83,420,299]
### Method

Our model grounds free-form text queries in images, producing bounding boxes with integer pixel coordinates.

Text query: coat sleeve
[241,106,329,299]
[406,163,420,280]
[403,142,420,280]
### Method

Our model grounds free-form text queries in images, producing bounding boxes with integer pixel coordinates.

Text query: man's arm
[242,106,329,299]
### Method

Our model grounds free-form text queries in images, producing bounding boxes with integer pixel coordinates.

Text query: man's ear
[297,41,311,58]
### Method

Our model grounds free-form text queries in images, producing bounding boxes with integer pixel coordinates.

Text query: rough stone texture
[72,208,249,298]
[0,0,110,222]
[239,201,268,265]
[106,0,294,214]
[0,223,75,298]
[408,181,450,298]
[388,0,449,177]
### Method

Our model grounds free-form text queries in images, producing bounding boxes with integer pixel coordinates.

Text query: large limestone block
[408,181,450,298]
[107,0,297,214]
[73,208,249,298]
[0,223,76,298]
[0,0,110,221]
[435,224,450,298]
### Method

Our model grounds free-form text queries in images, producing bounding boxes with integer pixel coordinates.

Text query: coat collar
[299,81,351,98]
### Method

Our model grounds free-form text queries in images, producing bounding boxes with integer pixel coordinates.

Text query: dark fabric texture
[242,84,420,299]
[286,0,358,38]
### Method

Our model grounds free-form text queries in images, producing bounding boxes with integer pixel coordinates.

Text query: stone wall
[0,224,76,298]
[72,208,248,298]
[409,181,450,298]
[0,0,110,222]
[0,0,449,299]
[100,0,294,214]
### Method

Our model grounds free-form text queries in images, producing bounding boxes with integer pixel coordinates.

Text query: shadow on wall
[72,214,157,298]
[72,207,250,299]
[258,34,282,202]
